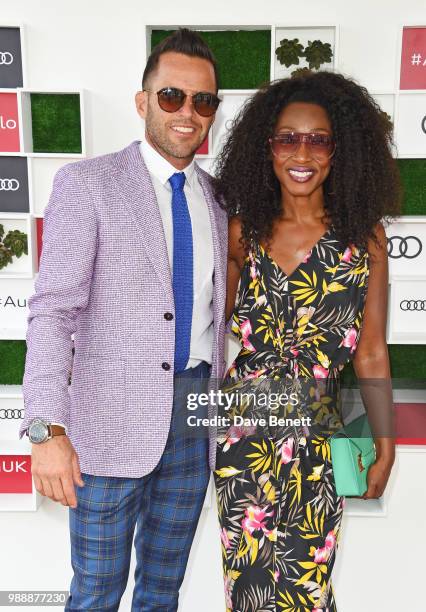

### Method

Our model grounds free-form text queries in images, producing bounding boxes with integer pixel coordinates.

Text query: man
[18,28,227,611]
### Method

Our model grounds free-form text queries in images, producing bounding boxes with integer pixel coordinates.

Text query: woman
[213,71,401,611]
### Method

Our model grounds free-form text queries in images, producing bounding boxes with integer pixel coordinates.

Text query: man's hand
[31,436,85,508]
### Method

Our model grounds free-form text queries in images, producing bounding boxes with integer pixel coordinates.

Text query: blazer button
[162,362,171,371]
[164,312,174,321]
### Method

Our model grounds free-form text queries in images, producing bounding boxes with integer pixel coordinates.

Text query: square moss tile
[0,340,26,384]
[30,93,82,154]
[397,159,426,216]
[151,29,271,90]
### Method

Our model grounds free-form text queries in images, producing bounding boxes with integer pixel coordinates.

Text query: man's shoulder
[54,141,140,183]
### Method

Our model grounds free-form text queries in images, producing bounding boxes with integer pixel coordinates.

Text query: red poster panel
[0,92,21,152]
[196,135,209,155]
[400,26,426,90]
[395,402,426,444]
[0,455,32,493]
[36,216,44,266]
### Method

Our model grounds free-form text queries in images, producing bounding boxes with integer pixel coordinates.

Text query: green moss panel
[397,159,426,215]
[30,93,82,154]
[150,29,271,90]
[341,345,426,388]
[0,340,26,384]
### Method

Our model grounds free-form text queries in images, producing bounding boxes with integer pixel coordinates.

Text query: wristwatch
[27,418,66,444]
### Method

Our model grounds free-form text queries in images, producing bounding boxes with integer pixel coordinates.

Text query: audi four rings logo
[0,408,24,419]
[387,235,423,259]
[0,52,13,65]
[0,178,19,191]
[400,300,426,311]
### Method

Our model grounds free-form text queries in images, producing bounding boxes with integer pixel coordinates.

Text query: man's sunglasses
[143,87,221,117]
[269,131,336,162]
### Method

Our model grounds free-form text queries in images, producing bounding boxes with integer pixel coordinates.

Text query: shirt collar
[140,137,197,190]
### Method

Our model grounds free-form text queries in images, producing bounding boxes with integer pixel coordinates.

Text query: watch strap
[48,424,66,437]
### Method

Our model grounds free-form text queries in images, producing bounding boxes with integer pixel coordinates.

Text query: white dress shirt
[140,137,215,369]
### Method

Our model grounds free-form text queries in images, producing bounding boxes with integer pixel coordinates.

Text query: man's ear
[135,90,148,120]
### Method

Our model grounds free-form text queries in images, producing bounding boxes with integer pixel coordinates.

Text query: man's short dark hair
[142,28,219,91]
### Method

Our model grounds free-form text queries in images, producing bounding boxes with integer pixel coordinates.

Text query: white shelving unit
[1,22,425,512]
[0,24,88,511]
[271,24,339,80]
[0,23,87,286]
[384,217,426,344]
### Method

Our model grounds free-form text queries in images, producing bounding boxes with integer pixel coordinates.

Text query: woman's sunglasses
[269,131,336,162]
[143,86,221,117]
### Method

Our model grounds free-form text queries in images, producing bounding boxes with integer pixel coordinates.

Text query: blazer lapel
[109,140,173,299]
[109,142,226,327]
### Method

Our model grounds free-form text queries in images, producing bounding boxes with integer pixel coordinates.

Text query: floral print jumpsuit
[214,225,370,611]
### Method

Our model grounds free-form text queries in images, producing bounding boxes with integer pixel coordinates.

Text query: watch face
[29,420,48,443]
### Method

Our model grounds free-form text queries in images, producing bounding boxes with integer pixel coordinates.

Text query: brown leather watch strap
[49,424,66,437]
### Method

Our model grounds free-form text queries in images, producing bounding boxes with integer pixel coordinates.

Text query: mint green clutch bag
[329,414,376,497]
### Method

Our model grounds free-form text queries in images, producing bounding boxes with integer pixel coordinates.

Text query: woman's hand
[359,452,395,500]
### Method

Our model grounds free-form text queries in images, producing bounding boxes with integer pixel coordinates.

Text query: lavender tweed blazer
[18,140,228,477]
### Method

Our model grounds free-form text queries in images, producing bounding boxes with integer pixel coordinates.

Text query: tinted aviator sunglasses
[143,86,221,117]
[269,131,336,162]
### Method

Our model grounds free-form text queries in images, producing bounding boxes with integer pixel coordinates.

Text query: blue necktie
[168,172,193,373]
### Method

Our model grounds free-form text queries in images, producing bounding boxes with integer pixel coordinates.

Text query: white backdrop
[0,1,426,610]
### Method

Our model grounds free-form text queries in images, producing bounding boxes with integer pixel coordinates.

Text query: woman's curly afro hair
[213,70,403,252]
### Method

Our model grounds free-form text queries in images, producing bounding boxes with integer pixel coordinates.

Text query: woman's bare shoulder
[228,216,247,265]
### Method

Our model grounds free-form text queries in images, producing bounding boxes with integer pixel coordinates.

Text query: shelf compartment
[0,26,24,89]
[20,89,86,157]
[0,213,36,278]
[0,90,21,153]
[0,277,35,337]
[271,24,339,80]
[0,155,30,213]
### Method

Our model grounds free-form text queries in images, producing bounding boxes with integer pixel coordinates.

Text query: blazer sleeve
[18,164,98,439]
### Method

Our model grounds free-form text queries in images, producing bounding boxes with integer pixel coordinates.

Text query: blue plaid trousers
[64,361,211,611]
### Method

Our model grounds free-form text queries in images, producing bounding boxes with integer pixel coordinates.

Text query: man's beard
[145,114,205,160]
